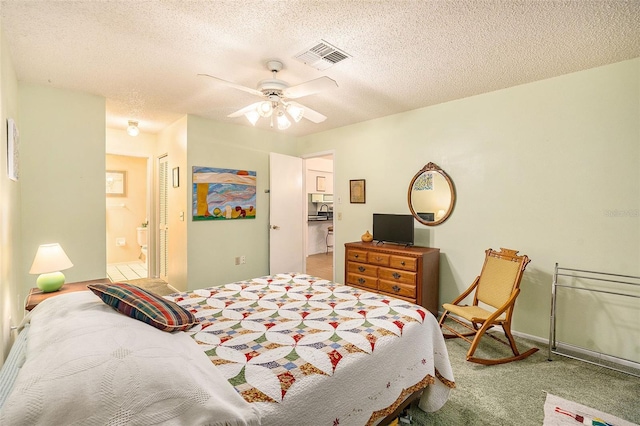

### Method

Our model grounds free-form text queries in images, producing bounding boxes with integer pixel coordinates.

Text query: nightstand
[25,278,109,311]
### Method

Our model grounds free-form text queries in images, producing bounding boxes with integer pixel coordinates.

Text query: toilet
[136,227,148,261]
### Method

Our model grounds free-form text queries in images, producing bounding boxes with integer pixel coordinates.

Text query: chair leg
[441,312,539,365]
[465,319,494,362]
[466,323,539,365]
[502,324,521,356]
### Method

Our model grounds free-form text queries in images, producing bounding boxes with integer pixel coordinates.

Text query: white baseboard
[438,311,640,372]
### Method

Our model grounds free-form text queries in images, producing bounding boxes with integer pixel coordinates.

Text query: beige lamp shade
[29,243,74,274]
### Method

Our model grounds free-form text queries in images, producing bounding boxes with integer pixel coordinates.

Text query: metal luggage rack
[548,263,640,377]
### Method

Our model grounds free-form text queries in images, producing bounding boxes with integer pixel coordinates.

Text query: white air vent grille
[294,40,350,71]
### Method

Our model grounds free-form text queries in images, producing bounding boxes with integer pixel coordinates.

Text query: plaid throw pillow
[87,283,198,332]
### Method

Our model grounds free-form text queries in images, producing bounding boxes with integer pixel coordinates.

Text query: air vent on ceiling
[294,40,351,71]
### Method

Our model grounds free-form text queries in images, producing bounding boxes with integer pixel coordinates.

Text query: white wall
[19,84,107,300]
[298,58,640,362]
[0,24,21,366]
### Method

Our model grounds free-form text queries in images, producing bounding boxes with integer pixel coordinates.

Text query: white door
[158,155,169,281]
[269,152,304,274]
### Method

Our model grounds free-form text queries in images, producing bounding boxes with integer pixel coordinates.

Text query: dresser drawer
[347,261,377,277]
[344,242,440,316]
[389,255,418,271]
[368,252,390,266]
[346,249,368,263]
[378,268,416,285]
[346,273,378,291]
[378,280,416,299]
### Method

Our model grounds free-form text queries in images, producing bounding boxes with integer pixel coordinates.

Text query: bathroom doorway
[105,153,150,282]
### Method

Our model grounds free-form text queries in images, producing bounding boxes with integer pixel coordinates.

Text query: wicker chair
[438,248,538,365]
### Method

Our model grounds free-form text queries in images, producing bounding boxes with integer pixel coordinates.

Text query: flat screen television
[372,213,415,246]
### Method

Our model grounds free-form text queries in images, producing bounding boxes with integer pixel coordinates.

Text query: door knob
[271,225,280,230]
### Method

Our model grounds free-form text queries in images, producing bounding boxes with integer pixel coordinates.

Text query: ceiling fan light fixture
[257,101,273,118]
[277,110,291,130]
[127,120,139,137]
[286,103,304,122]
[245,110,260,125]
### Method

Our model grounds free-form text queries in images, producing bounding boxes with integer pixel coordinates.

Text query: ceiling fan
[199,60,338,129]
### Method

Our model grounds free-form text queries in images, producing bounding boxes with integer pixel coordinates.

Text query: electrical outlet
[234,256,241,265]
[337,212,343,220]
[240,255,246,264]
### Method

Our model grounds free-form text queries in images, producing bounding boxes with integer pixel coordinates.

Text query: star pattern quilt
[167,273,455,426]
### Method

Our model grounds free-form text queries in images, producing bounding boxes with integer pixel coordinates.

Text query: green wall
[184,115,297,290]
[298,58,640,362]
[18,85,107,304]
[0,22,21,366]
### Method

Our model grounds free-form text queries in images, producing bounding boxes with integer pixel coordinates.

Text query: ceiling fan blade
[227,102,262,118]
[198,74,263,97]
[283,76,338,99]
[290,101,327,123]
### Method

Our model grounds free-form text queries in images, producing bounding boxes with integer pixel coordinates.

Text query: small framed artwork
[350,179,366,204]
[6,118,19,181]
[106,170,126,196]
[172,167,179,188]
[316,176,326,192]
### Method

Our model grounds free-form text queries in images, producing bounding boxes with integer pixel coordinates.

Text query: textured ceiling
[1,1,639,137]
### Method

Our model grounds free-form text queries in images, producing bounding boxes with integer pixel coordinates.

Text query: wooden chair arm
[450,276,480,305]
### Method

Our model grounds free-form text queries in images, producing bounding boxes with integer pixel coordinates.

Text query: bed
[0,273,455,425]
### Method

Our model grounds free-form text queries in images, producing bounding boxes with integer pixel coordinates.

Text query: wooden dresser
[344,242,440,316]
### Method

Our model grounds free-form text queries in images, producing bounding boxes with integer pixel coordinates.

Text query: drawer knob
[354,254,359,258]
[358,266,365,272]
[392,272,401,279]
[358,278,365,284]
[376,257,383,261]
[401,261,406,266]
[392,285,401,293]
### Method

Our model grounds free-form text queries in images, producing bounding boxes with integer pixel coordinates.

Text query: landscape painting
[192,166,256,221]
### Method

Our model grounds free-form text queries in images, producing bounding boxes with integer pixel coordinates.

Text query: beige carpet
[122,278,177,296]
[406,333,640,425]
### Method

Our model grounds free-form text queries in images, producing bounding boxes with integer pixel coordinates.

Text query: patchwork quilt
[167,274,455,426]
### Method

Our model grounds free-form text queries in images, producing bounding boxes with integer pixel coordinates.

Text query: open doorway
[105,154,149,281]
[304,153,334,281]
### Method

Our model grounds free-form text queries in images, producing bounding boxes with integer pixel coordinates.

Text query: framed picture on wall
[106,170,126,196]
[350,179,366,204]
[316,176,326,192]
[6,118,19,181]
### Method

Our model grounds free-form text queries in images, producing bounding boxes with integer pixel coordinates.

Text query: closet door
[158,155,169,281]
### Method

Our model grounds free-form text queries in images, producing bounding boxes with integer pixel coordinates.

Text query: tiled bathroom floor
[107,261,147,282]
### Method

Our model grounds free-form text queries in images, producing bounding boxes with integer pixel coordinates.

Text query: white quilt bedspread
[168,274,455,426]
[0,291,260,426]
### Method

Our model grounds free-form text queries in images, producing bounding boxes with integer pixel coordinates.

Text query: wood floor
[306,252,334,281]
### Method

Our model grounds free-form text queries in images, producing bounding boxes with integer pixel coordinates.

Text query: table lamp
[29,243,74,292]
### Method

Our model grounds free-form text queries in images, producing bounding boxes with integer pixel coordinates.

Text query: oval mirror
[407,162,456,226]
